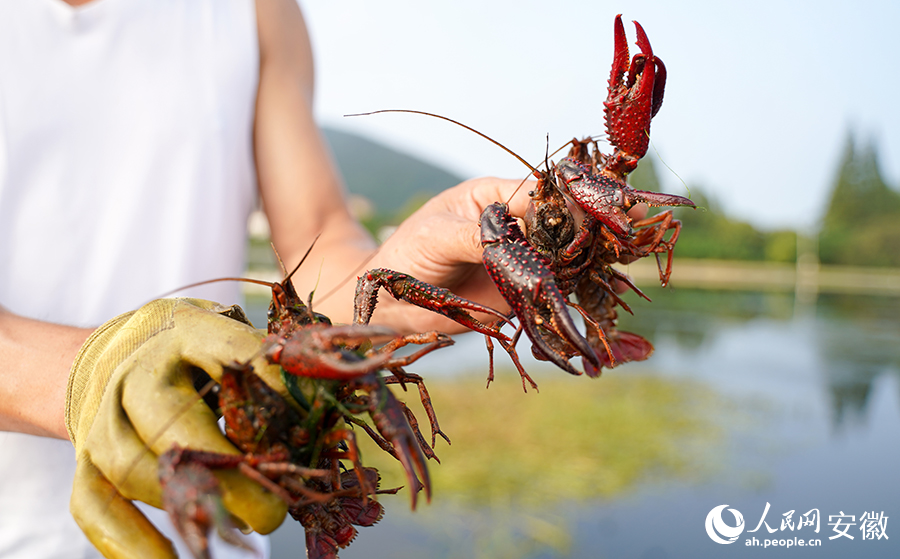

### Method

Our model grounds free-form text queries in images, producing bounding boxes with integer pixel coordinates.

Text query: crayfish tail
[584,330,654,377]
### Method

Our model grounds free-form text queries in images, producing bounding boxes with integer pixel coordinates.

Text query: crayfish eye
[313,312,332,325]
[266,306,275,320]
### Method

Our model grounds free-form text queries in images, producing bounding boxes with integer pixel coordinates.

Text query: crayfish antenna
[151,276,276,302]
[346,109,540,176]
[505,174,534,206]
[544,133,550,169]
[271,242,288,277]
[273,233,323,322]
[307,257,326,313]
[281,233,321,286]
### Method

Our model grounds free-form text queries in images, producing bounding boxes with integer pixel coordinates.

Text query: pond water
[261,289,900,558]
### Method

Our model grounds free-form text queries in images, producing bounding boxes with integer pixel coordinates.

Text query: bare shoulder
[255,0,314,100]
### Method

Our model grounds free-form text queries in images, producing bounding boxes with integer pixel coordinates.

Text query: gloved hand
[65,298,289,559]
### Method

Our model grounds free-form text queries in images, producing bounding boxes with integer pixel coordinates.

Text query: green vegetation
[356,373,722,507]
[818,134,900,267]
[631,135,900,267]
[323,127,463,236]
[351,373,730,558]
[319,127,900,267]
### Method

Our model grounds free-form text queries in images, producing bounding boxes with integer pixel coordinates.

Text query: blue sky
[300,0,899,231]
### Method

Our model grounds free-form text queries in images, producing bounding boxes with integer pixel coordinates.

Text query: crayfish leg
[606,266,651,302]
[372,331,455,371]
[568,301,617,370]
[484,335,496,388]
[485,325,538,392]
[398,401,441,463]
[354,268,513,335]
[382,372,451,447]
[365,380,431,510]
[588,269,634,315]
[319,429,371,504]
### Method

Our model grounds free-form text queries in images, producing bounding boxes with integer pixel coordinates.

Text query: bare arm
[0,0,514,441]
[0,306,93,439]
[254,0,377,324]
[253,0,536,331]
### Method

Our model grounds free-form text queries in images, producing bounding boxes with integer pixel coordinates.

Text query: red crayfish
[153,13,694,558]
[156,251,453,559]
[354,14,694,384]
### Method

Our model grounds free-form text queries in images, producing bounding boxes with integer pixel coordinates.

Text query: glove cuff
[66,310,136,446]
[65,298,256,447]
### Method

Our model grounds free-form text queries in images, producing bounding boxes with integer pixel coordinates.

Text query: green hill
[322,126,464,218]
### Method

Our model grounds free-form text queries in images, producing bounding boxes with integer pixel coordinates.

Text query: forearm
[254,0,379,325]
[254,70,378,324]
[0,306,93,439]
[253,0,503,332]
[278,211,377,325]
[290,178,532,334]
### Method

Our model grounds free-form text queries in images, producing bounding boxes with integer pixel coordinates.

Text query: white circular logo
[705,505,745,544]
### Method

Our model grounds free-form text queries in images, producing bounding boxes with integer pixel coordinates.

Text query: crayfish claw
[158,446,258,559]
[355,268,513,334]
[608,14,630,94]
[628,189,694,210]
[266,324,400,380]
[603,15,667,175]
[363,376,431,509]
[531,277,601,375]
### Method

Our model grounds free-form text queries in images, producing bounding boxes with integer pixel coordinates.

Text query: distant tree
[765,230,798,263]
[668,189,769,260]
[819,132,900,266]
[634,159,796,262]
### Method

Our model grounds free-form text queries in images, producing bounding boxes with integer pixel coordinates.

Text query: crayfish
[354,14,694,384]
[154,13,694,558]
[156,250,452,559]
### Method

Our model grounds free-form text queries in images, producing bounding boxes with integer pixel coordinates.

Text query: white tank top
[0,0,264,556]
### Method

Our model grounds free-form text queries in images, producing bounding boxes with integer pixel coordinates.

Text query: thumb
[461,218,485,265]
[461,177,535,219]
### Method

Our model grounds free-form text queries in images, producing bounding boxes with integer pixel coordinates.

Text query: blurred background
[253,1,899,557]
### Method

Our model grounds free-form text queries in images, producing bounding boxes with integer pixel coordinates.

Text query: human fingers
[164,299,288,397]
[628,202,649,221]
[82,368,164,508]
[67,298,290,559]
[436,177,537,266]
[365,178,539,333]
[439,176,536,222]
[120,331,287,535]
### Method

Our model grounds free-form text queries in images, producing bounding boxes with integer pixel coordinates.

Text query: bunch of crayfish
[355,14,694,387]
[155,13,694,559]
[158,254,453,559]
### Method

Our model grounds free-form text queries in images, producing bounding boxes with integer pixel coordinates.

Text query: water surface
[264,289,900,558]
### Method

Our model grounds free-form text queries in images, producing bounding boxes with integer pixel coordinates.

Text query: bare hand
[365,176,534,334]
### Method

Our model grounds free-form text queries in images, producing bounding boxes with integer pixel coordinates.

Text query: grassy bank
[352,372,724,507]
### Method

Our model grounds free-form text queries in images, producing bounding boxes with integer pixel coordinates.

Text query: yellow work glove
[65,298,289,559]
